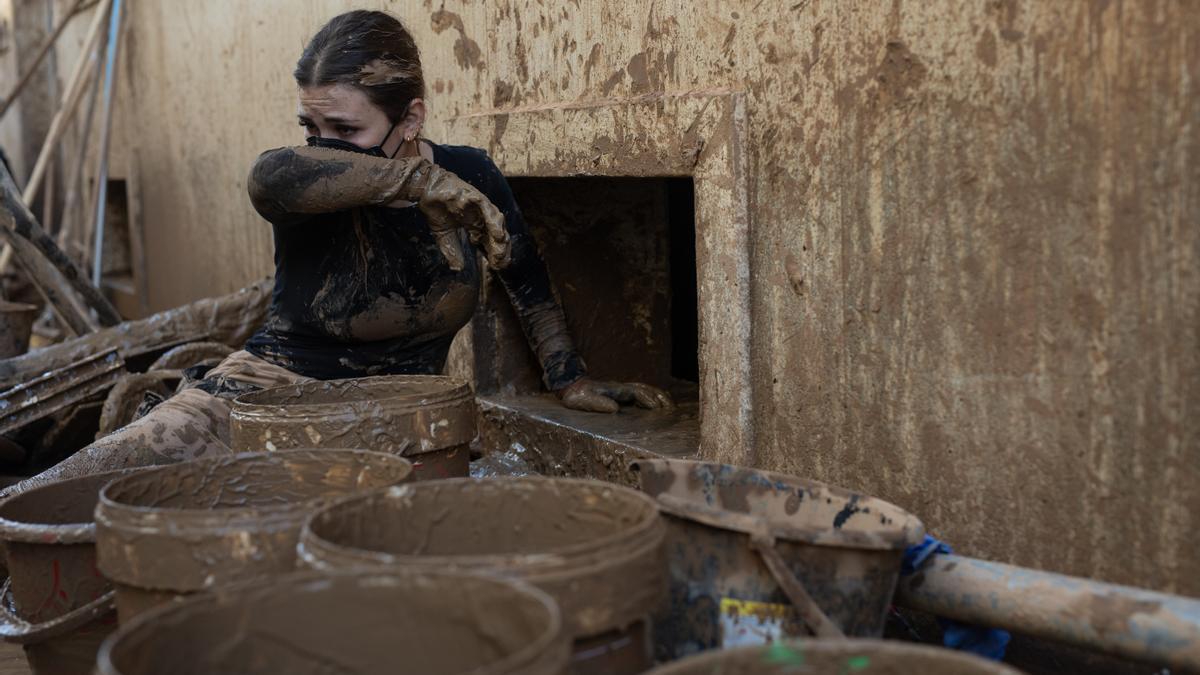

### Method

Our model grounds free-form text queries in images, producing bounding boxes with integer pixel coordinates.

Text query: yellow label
[719,597,790,647]
[720,597,789,619]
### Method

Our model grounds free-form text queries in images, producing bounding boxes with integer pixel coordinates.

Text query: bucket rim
[0,468,140,544]
[630,458,925,550]
[300,492,667,637]
[302,476,664,570]
[0,578,115,644]
[96,449,412,523]
[230,374,473,414]
[95,569,566,675]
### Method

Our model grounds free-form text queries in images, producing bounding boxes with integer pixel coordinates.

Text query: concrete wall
[78,0,1200,592]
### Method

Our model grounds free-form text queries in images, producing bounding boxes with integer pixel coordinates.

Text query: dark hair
[294,10,425,123]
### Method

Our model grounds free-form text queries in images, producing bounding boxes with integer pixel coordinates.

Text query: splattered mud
[633,459,925,660]
[97,571,569,675]
[230,375,475,480]
[94,449,411,622]
[300,477,666,672]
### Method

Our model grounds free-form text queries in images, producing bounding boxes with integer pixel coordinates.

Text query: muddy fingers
[413,163,511,270]
[557,378,674,414]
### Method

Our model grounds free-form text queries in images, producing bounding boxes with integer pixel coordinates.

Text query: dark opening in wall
[667,178,698,383]
[476,176,698,398]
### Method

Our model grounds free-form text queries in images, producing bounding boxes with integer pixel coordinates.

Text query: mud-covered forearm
[246,146,438,224]
[497,231,586,390]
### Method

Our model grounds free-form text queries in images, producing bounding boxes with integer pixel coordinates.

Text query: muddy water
[230,375,476,480]
[97,571,569,675]
[0,469,137,675]
[94,449,412,623]
[644,640,1024,674]
[300,477,665,674]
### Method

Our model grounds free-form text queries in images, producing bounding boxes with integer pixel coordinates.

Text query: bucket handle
[0,578,115,644]
[748,533,845,639]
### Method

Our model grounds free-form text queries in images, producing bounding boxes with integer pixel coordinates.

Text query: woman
[8,10,668,494]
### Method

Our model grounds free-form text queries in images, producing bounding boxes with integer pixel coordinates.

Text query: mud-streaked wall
[96,1,1200,593]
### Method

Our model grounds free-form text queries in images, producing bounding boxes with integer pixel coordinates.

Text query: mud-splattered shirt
[243,142,585,388]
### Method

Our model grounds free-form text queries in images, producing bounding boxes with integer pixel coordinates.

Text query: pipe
[895,553,1200,671]
[90,0,123,286]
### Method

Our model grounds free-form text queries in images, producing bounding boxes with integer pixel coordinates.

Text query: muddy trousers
[5,351,310,496]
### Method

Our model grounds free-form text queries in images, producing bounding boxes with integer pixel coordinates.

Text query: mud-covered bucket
[631,459,925,661]
[644,640,1023,674]
[96,570,571,675]
[94,449,412,623]
[300,477,666,675]
[0,469,136,674]
[230,375,476,480]
[0,300,37,358]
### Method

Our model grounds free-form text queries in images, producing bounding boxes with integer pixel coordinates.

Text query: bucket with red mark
[0,468,136,675]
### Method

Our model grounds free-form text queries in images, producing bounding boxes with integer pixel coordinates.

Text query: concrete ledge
[476,393,699,487]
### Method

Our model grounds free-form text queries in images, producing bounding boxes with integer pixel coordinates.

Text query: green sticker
[845,654,871,671]
[762,642,805,667]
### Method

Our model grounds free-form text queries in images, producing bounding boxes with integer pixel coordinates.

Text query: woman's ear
[402,98,426,141]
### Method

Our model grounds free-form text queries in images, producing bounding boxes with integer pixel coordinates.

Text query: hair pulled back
[295,10,425,123]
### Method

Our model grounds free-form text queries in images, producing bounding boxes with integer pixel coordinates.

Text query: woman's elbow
[247,147,300,212]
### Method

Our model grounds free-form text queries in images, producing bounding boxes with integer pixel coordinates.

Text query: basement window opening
[472,175,701,464]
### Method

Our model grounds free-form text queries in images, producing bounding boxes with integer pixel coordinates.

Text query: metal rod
[0,0,85,119]
[90,0,124,286]
[895,553,1200,670]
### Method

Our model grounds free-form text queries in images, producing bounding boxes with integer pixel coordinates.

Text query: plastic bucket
[96,570,571,675]
[230,375,476,480]
[631,459,925,661]
[0,469,136,675]
[300,477,666,675]
[94,449,412,623]
[644,640,1023,674]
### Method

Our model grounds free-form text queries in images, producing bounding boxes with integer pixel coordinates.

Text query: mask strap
[380,121,400,158]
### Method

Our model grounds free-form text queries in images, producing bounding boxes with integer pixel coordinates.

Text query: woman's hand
[556,377,674,414]
[410,164,511,271]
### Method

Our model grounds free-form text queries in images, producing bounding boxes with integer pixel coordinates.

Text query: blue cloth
[901,534,1012,661]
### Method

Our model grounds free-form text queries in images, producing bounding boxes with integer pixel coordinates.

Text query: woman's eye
[336,126,356,136]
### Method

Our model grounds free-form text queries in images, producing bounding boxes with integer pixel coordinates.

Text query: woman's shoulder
[429,142,504,186]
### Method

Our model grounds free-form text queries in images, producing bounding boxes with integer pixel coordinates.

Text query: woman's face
[297,83,420,157]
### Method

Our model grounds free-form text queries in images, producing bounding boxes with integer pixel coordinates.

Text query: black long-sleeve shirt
[243,142,585,389]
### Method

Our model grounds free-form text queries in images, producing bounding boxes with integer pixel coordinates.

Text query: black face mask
[307,121,399,158]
